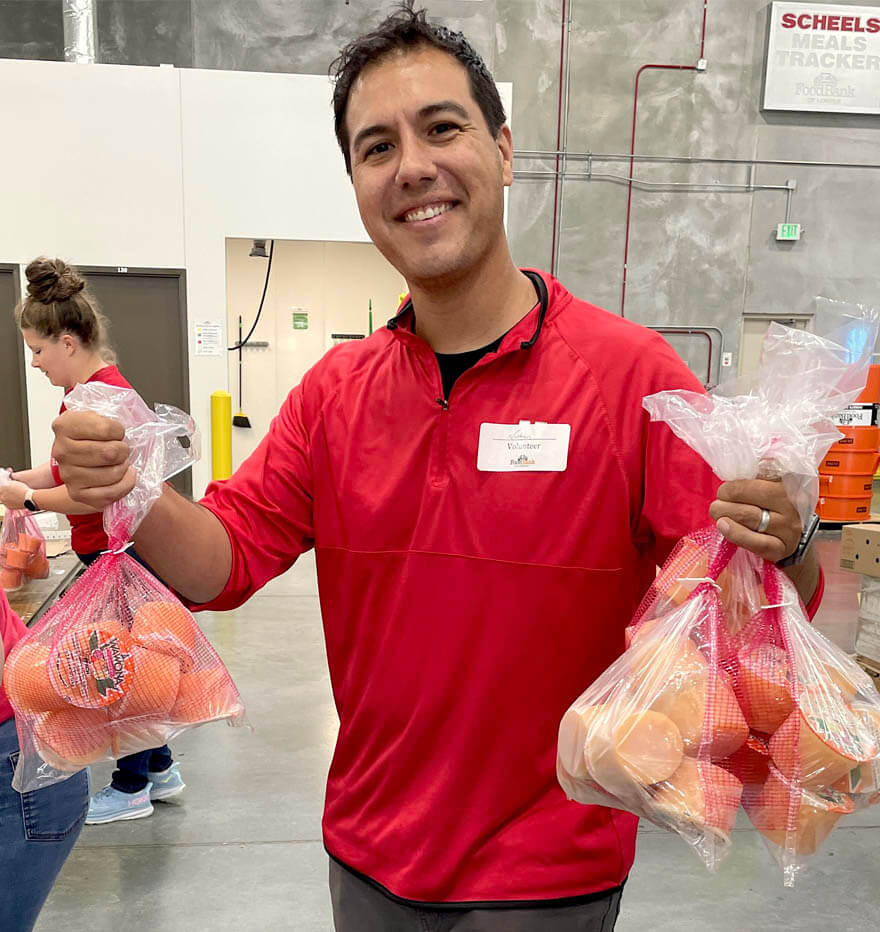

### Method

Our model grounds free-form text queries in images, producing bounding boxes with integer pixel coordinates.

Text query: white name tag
[477,421,571,472]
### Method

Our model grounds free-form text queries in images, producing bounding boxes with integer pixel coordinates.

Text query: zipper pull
[436,397,449,410]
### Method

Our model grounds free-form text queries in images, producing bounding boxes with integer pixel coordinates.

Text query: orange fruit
[832,704,880,796]
[49,619,136,709]
[745,764,854,855]
[737,644,794,735]
[626,617,709,681]
[17,533,41,554]
[109,647,181,719]
[3,640,69,714]
[34,707,112,770]
[722,734,772,788]
[131,600,197,670]
[25,555,50,580]
[6,549,30,570]
[111,721,171,758]
[0,568,22,590]
[769,701,878,789]
[558,705,605,781]
[651,668,748,760]
[587,709,684,797]
[170,667,234,723]
[652,757,743,840]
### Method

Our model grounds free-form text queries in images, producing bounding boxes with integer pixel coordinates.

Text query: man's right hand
[52,411,137,509]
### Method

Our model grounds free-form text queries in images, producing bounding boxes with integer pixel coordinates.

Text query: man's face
[345,45,513,289]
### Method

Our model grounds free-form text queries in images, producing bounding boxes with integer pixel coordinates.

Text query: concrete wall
[2,0,878,383]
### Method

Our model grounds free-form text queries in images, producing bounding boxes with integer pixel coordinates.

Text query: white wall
[226,238,407,467]
[0,58,511,495]
[0,59,185,468]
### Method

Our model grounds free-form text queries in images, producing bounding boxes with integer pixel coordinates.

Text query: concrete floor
[35,550,880,932]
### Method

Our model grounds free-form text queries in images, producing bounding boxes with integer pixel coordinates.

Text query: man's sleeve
[189,384,315,612]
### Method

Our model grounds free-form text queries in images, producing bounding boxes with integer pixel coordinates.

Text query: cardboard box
[840,524,880,578]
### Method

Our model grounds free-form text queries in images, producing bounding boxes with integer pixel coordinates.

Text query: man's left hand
[0,479,29,511]
[709,479,802,563]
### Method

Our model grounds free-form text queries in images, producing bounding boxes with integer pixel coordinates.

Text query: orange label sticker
[49,624,136,708]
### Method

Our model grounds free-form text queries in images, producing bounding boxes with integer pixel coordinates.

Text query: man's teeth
[405,203,453,223]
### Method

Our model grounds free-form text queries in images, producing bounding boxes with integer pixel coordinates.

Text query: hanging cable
[228,239,275,351]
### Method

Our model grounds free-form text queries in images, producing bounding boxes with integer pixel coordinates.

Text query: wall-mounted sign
[763,2,880,114]
[195,321,222,356]
[292,310,309,330]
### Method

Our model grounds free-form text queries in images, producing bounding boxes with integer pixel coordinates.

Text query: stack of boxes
[839,524,880,685]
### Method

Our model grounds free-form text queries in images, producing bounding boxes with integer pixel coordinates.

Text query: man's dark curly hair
[330,4,506,175]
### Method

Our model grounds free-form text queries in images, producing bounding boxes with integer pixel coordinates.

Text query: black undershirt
[435,335,504,400]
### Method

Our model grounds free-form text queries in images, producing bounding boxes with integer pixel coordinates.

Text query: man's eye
[366,141,392,158]
[431,122,459,136]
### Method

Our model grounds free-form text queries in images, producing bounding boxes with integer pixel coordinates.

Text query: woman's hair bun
[25,257,86,304]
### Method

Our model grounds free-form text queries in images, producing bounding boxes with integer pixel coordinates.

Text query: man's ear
[497,125,514,187]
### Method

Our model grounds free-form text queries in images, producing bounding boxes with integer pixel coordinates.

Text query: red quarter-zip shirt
[195,271,726,903]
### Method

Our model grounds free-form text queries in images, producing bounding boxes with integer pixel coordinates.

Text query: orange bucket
[817,496,872,522]
[820,450,880,475]
[856,365,880,403]
[830,426,880,451]
[820,474,873,497]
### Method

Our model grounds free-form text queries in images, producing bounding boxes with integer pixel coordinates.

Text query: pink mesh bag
[2,383,245,792]
[0,482,49,591]
[558,298,880,885]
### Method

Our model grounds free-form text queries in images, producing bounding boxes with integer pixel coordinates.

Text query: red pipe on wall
[620,1,710,318]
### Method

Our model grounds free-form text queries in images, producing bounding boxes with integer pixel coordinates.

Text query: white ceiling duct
[63,0,97,64]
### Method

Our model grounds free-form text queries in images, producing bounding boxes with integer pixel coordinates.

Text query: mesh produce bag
[0,475,50,591]
[2,383,245,792]
[559,298,880,885]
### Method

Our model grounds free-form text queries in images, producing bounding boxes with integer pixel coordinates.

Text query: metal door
[0,265,30,469]
[79,267,191,495]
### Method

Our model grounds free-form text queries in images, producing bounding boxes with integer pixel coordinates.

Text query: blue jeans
[0,717,89,932]
[77,548,175,794]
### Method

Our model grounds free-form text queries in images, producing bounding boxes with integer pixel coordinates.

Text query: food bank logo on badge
[510,453,536,467]
[796,72,857,97]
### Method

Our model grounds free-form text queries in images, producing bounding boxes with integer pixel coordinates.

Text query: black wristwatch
[777,512,820,567]
[22,489,39,513]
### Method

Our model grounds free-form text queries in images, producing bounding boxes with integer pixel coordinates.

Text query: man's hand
[52,411,136,509]
[709,479,802,562]
[0,479,30,510]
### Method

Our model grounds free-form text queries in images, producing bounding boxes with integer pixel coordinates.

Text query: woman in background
[0,257,184,825]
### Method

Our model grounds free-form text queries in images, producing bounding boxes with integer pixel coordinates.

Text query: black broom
[233,315,251,428]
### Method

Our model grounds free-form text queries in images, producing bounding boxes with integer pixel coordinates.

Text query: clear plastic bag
[0,492,49,592]
[2,384,244,792]
[559,299,880,885]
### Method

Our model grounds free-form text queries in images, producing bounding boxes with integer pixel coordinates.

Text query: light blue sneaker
[86,782,154,824]
[148,762,185,801]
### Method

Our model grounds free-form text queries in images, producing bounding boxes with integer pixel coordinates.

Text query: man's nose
[394,136,437,188]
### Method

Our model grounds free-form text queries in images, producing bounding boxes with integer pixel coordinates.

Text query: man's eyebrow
[351,101,471,153]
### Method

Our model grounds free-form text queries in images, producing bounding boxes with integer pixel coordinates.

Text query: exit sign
[776,222,802,241]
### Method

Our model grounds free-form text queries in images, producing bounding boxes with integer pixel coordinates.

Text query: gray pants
[329,859,622,932]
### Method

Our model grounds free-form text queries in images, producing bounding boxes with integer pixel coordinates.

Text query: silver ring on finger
[757,508,771,534]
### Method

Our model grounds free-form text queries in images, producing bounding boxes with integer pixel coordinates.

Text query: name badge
[477,421,570,472]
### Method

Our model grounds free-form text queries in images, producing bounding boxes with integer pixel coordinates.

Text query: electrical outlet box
[721,352,733,368]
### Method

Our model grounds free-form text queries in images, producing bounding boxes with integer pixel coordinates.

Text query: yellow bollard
[211,391,233,480]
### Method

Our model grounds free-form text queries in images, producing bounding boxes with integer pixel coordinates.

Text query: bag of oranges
[559,300,880,885]
[0,473,50,591]
[2,383,245,792]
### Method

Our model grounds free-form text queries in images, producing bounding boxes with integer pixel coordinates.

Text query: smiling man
[50,5,821,931]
